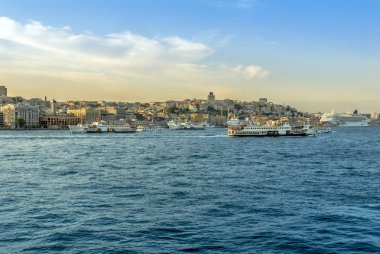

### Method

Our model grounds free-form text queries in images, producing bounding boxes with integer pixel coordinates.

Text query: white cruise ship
[320,110,368,126]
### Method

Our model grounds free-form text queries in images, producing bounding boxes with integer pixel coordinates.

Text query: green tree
[234,104,243,110]
[16,119,26,128]
[166,106,179,114]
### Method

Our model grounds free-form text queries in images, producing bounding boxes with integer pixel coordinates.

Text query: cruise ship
[320,110,368,126]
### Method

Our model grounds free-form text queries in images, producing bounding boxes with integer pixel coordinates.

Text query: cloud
[0,17,269,100]
[237,0,257,8]
[0,17,212,68]
[233,65,270,79]
[163,36,214,61]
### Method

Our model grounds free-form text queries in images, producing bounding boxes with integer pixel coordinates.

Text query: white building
[0,104,40,128]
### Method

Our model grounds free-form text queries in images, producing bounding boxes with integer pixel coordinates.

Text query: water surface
[0,128,379,253]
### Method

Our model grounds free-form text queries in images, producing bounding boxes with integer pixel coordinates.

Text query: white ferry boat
[190,123,206,130]
[68,124,88,133]
[167,120,182,130]
[316,126,332,134]
[228,122,315,137]
[167,120,203,130]
[320,110,368,126]
[109,125,136,133]
[136,125,163,131]
[87,122,109,133]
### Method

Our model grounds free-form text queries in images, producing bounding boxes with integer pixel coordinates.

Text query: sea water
[0,127,379,253]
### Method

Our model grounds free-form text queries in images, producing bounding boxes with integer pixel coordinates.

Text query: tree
[234,104,243,110]
[166,106,178,114]
[16,119,26,128]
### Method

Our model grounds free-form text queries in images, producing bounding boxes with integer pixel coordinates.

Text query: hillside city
[0,85,378,129]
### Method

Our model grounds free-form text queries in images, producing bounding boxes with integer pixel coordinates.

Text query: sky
[0,0,379,112]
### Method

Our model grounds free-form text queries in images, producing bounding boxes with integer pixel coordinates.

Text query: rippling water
[1,127,379,253]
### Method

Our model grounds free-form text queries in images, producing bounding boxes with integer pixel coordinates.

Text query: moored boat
[167,119,203,130]
[167,120,182,130]
[136,125,162,131]
[68,124,88,133]
[109,125,136,133]
[86,122,109,133]
[316,126,332,134]
[190,123,206,130]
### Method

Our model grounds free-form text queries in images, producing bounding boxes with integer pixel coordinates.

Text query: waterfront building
[39,114,80,129]
[208,92,215,102]
[0,86,7,97]
[1,105,17,128]
[100,113,117,124]
[371,112,378,120]
[67,108,100,123]
[0,112,4,127]
[0,104,40,128]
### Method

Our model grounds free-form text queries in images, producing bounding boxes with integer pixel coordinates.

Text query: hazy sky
[0,0,379,112]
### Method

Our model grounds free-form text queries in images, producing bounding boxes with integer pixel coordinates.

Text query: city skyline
[0,0,379,112]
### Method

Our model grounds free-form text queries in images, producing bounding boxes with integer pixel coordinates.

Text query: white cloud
[233,65,269,79]
[0,17,269,99]
[163,36,214,61]
[0,17,212,68]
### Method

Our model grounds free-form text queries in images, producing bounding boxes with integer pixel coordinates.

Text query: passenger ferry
[108,125,136,133]
[86,122,109,133]
[227,121,315,137]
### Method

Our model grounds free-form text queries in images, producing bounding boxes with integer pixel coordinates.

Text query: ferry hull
[339,122,369,127]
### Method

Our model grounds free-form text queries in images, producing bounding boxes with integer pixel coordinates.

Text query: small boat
[316,126,332,134]
[168,119,204,130]
[136,124,164,131]
[86,122,109,133]
[109,125,136,133]
[190,123,206,130]
[68,124,88,133]
[167,120,182,130]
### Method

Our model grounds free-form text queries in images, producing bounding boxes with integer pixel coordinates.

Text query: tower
[208,92,215,101]
[50,99,57,114]
[0,86,7,97]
